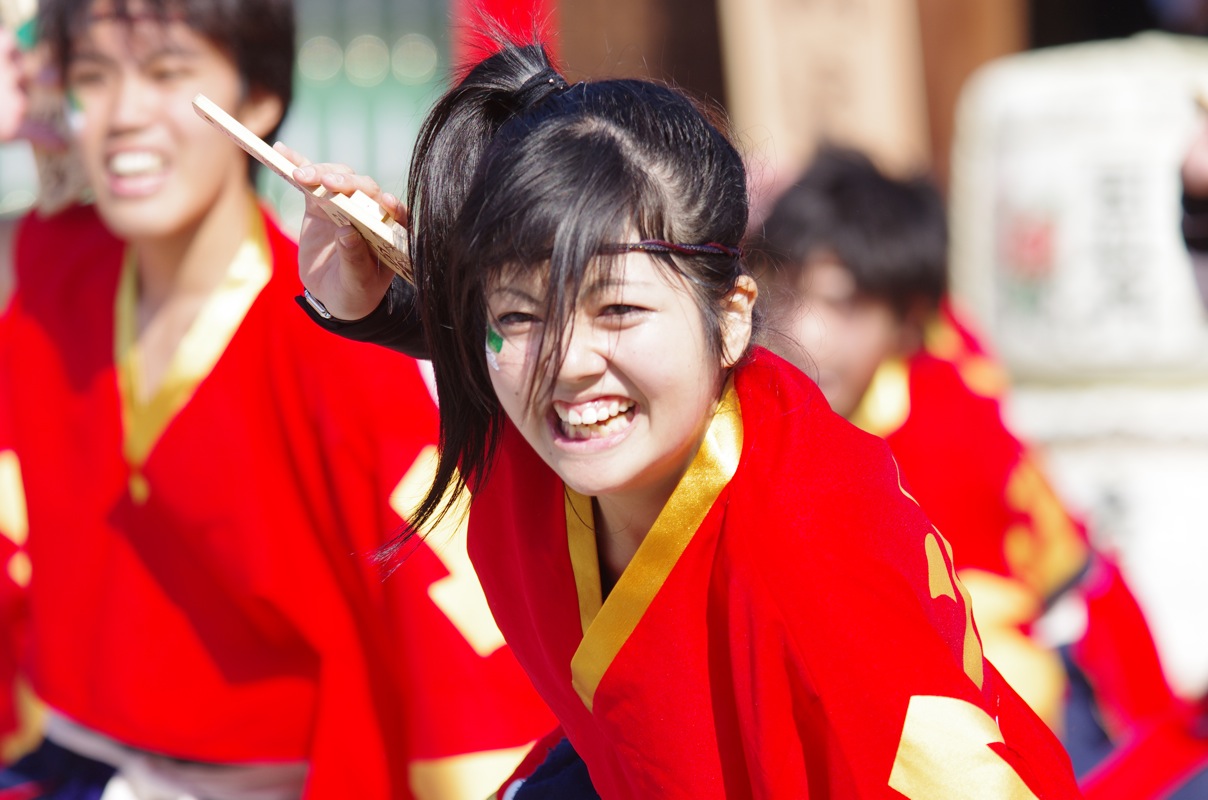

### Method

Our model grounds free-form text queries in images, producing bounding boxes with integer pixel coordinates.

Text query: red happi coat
[0,204,554,797]
[849,302,1175,740]
[0,311,24,749]
[469,346,1081,798]
[1081,697,1208,800]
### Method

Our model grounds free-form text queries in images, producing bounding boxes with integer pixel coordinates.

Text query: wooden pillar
[717,0,932,217]
[915,0,1028,191]
[558,0,727,105]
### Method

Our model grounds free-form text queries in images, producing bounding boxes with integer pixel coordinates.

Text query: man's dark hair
[39,0,295,142]
[755,146,948,316]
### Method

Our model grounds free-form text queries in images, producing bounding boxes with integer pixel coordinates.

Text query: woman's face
[486,252,740,510]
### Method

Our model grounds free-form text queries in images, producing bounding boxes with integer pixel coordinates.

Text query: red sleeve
[738,505,1081,799]
[1081,704,1208,800]
[0,304,30,754]
[723,357,1082,798]
[290,313,554,795]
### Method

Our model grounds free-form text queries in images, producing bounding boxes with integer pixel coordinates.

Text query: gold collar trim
[116,207,271,497]
[849,357,910,437]
[566,380,743,712]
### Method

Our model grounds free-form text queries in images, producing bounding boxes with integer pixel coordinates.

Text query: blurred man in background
[752,146,1179,783]
[0,1,553,797]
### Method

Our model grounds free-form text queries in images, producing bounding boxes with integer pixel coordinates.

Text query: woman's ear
[237,89,285,140]
[720,274,758,368]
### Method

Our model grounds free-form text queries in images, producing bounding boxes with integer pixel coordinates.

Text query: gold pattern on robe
[958,568,1068,732]
[115,204,271,505]
[567,382,743,712]
[0,450,28,549]
[849,356,910,437]
[924,531,984,689]
[1003,456,1088,601]
[923,313,1008,399]
[889,695,1038,799]
[410,742,534,800]
[390,446,505,657]
[925,532,956,601]
[0,451,31,588]
[958,355,1009,398]
[923,314,962,361]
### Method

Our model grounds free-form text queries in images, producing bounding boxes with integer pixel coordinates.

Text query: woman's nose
[557,321,609,384]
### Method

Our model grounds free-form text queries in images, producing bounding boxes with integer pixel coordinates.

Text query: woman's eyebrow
[582,276,655,298]
[489,286,543,304]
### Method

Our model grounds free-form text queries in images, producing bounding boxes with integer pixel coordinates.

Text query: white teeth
[555,399,635,439]
[109,151,164,177]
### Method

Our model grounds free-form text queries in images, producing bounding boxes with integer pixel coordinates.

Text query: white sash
[44,711,308,800]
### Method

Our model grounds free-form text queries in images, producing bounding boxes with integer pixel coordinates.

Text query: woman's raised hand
[276,141,407,321]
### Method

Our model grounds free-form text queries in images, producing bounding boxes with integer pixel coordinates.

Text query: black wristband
[295,276,430,359]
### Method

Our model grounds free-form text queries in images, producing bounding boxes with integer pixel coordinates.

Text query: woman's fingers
[334,224,379,277]
[273,140,311,169]
[317,170,382,200]
[274,143,406,224]
[380,193,410,227]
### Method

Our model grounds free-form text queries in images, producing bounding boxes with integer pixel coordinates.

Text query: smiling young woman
[294,37,1084,800]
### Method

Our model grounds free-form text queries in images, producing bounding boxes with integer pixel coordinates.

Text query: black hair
[753,146,947,317]
[39,0,295,143]
[392,37,750,556]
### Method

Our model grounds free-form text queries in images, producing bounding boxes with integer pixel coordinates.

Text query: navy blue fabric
[0,739,114,799]
[1167,763,1208,800]
[1060,646,1116,778]
[513,737,600,800]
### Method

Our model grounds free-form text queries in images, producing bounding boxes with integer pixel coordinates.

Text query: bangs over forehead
[464,90,693,400]
[46,0,213,59]
[39,0,295,121]
[470,103,672,281]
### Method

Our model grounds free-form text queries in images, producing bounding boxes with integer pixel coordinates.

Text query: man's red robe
[0,204,554,797]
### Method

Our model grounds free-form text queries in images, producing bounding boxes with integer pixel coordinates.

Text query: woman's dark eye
[601,304,643,316]
[497,312,539,326]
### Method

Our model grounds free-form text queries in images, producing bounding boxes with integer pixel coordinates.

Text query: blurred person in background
[0,0,553,797]
[1075,108,1208,800]
[751,145,1180,782]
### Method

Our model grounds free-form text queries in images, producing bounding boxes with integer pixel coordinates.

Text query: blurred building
[950,32,1208,699]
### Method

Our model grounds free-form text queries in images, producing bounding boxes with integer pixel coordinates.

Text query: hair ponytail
[406,41,566,277]
[383,40,568,562]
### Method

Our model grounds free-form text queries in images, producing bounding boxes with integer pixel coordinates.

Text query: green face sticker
[15,18,37,52]
[486,326,504,354]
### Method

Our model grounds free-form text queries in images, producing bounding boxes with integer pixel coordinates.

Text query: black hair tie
[515,68,570,110]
